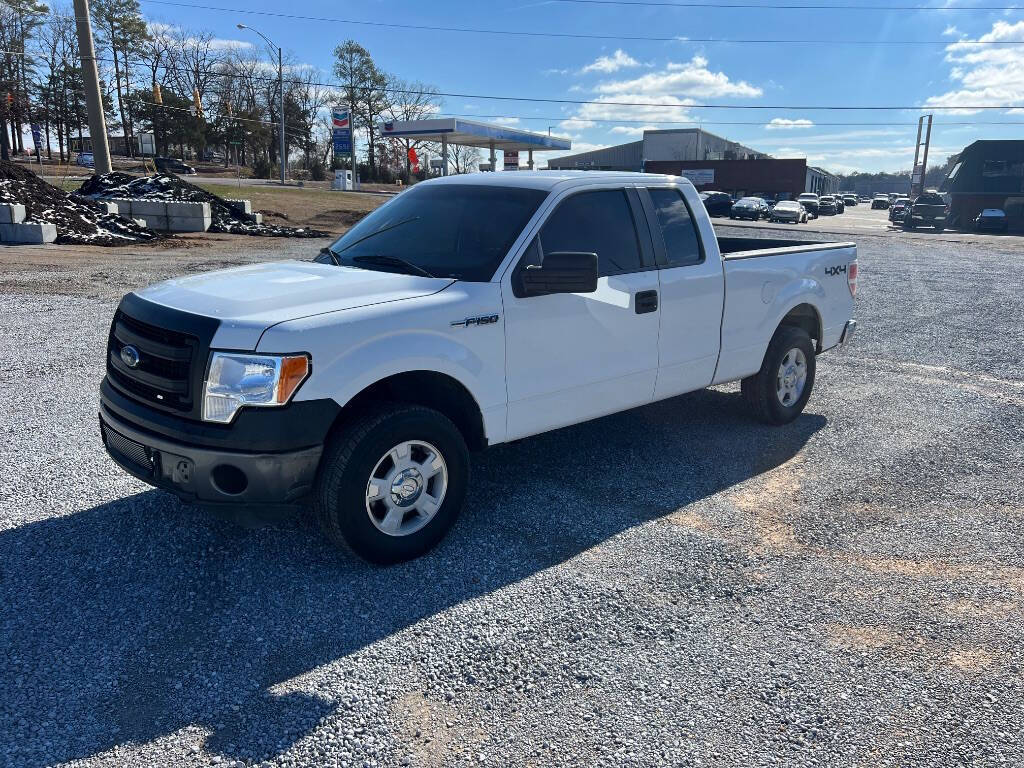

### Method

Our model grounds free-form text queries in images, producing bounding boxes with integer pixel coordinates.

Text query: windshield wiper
[315,246,339,266]
[350,254,437,279]
[337,216,421,253]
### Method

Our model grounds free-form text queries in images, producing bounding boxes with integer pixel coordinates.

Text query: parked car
[76,152,94,168]
[154,156,197,175]
[842,194,858,207]
[974,208,1009,233]
[770,200,808,224]
[903,191,947,231]
[818,195,838,216]
[871,195,890,210]
[98,172,858,563]
[858,196,872,204]
[888,198,911,222]
[730,197,767,221]
[834,196,845,214]
[699,191,734,218]
[797,192,820,217]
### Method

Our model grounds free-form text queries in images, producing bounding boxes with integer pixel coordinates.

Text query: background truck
[100,172,858,563]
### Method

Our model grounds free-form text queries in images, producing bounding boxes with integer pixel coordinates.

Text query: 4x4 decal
[825,265,848,277]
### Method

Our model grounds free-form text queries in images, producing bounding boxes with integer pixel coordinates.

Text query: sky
[133,0,1024,174]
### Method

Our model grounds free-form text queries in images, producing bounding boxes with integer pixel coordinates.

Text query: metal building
[546,128,766,172]
[941,139,1024,231]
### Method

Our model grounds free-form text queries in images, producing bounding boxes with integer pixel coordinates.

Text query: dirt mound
[79,172,328,238]
[0,161,159,246]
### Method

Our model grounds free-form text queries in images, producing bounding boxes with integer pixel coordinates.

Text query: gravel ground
[1,229,1023,767]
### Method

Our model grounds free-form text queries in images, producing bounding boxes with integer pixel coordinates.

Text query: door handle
[635,289,658,314]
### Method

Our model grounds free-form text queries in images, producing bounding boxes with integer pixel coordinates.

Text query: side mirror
[519,251,598,297]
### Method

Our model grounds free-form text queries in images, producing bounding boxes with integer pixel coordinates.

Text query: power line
[135,0,1024,46]
[551,0,1024,10]
[4,48,1023,112]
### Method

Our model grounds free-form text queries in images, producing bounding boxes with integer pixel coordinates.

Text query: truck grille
[107,310,198,413]
[101,422,155,475]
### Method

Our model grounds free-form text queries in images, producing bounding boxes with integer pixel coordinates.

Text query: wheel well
[336,371,487,451]
[779,303,823,351]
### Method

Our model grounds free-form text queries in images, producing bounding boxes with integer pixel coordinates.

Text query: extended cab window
[538,189,643,276]
[325,184,547,281]
[648,188,702,267]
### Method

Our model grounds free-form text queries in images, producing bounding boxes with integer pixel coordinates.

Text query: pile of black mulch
[0,161,159,246]
[78,172,328,238]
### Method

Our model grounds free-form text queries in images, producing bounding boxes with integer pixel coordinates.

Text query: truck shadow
[0,388,825,765]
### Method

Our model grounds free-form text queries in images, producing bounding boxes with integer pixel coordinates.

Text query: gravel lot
[1,227,1023,767]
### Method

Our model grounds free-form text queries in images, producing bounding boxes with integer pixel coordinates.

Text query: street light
[237,23,285,185]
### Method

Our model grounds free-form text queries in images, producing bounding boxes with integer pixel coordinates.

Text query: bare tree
[450,144,481,174]
[384,76,442,179]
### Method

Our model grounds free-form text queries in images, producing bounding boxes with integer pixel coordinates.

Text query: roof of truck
[418,170,686,192]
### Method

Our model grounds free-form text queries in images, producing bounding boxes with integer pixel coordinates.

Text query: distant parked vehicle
[699,191,734,218]
[834,196,845,214]
[903,191,947,231]
[819,195,838,216]
[730,197,768,221]
[797,192,820,217]
[76,152,94,168]
[858,195,871,204]
[154,156,197,175]
[974,208,1009,233]
[889,198,911,222]
[770,200,808,224]
[842,194,858,207]
[871,195,890,210]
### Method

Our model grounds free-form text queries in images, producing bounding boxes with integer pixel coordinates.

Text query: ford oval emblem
[120,345,141,369]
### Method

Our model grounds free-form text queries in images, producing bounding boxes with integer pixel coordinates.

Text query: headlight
[202,352,310,423]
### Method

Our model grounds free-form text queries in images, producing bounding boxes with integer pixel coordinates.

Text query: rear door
[639,184,725,399]
[501,186,661,441]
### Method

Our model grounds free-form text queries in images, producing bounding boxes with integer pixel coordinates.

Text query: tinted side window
[648,188,702,267]
[539,190,642,276]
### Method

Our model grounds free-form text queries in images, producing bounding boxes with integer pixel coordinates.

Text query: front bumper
[99,377,338,510]
[100,407,323,510]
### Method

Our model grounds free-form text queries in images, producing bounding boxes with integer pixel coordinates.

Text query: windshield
[777,201,798,210]
[325,183,548,281]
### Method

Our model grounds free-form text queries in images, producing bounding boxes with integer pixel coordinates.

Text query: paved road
[1,229,1022,767]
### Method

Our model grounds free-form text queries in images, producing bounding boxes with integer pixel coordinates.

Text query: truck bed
[717,236,854,258]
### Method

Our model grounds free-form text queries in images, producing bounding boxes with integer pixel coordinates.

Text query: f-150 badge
[451,314,500,328]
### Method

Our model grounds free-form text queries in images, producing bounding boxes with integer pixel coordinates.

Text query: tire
[314,404,469,564]
[741,326,817,425]
[934,226,943,232]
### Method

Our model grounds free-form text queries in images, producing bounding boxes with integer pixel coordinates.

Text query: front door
[501,187,661,441]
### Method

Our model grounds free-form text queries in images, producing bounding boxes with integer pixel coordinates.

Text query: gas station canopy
[380,118,572,152]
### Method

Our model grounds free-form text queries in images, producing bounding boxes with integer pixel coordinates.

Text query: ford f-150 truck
[99,172,858,563]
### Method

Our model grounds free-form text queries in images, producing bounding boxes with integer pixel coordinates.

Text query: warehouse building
[941,140,1024,231]
[546,128,836,198]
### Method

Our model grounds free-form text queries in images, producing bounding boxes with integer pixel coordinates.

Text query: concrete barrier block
[167,215,211,232]
[131,200,168,217]
[99,201,120,216]
[226,199,252,215]
[165,201,210,218]
[137,215,169,231]
[0,203,27,224]
[251,213,263,225]
[0,221,58,244]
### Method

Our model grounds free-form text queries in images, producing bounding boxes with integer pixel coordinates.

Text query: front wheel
[741,326,817,425]
[314,404,469,564]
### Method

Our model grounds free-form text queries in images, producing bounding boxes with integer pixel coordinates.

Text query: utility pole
[237,24,286,185]
[909,114,933,199]
[72,0,112,174]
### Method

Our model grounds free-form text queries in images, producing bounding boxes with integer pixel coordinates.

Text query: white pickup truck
[100,172,857,563]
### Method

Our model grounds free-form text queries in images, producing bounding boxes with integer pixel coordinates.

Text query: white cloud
[925,20,1024,114]
[595,55,762,100]
[491,117,521,126]
[581,49,641,74]
[765,118,815,130]
[609,124,659,135]
[942,25,960,37]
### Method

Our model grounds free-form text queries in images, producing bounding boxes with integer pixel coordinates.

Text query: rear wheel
[741,326,816,425]
[314,404,469,564]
